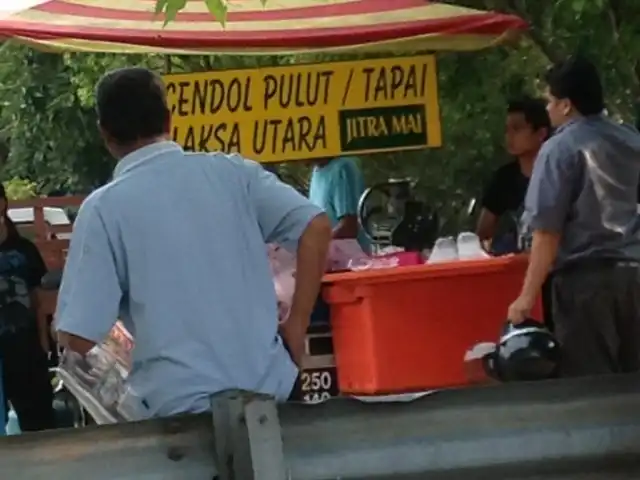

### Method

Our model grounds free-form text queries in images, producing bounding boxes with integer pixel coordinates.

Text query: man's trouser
[552,259,640,377]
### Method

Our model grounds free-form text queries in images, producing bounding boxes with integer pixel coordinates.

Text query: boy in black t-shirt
[476,97,551,254]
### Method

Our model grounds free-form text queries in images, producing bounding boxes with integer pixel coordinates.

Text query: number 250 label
[301,371,332,391]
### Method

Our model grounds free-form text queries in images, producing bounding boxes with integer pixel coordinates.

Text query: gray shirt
[524,115,640,268]
[55,141,322,417]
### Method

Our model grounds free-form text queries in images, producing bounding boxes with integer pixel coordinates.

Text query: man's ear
[561,98,573,117]
[538,127,550,143]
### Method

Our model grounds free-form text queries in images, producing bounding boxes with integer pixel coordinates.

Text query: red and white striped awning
[0,0,527,55]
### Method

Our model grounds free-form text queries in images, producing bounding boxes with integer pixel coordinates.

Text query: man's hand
[509,230,560,325]
[280,317,307,368]
[56,331,97,356]
[507,294,536,325]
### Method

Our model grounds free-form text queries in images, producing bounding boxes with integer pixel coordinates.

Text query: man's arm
[331,161,362,239]
[55,197,124,356]
[247,161,331,365]
[519,231,560,304]
[289,215,332,320]
[476,171,506,243]
[476,210,499,247]
[510,142,578,320]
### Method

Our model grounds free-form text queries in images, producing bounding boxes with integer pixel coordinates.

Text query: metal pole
[211,390,287,480]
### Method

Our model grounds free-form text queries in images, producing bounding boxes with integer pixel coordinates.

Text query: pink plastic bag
[267,244,296,324]
[327,239,370,271]
[375,251,423,266]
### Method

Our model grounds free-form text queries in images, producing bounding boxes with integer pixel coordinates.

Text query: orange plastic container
[322,255,542,395]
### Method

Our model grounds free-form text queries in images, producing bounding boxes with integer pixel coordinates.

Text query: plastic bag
[267,244,296,324]
[463,342,499,386]
[57,321,134,423]
[349,256,400,271]
[327,239,369,271]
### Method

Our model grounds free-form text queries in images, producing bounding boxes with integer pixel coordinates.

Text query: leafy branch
[154,0,265,25]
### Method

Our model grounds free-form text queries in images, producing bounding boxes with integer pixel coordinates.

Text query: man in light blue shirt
[308,156,370,252]
[54,67,331,418]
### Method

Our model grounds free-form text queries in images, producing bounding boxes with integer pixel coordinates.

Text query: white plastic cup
[427,237,458,263]
[457,232,489,260]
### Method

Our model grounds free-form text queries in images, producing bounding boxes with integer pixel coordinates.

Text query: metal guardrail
[2,374,640,479]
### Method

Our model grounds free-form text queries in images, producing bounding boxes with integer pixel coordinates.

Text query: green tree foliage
[0,0,637,231]
[3,177,37,200]
[155,0,230,25]
[461,0,640,118]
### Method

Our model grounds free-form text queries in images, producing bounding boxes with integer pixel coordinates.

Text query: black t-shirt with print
[0,234,47,289]
[482,161,530,217]
[481,161,530,253]
[0,234,47,337]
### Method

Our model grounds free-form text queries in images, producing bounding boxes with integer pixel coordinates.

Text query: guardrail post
[211,390,287,480]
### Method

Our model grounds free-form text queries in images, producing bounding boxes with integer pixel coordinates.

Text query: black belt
[557,257,640,275]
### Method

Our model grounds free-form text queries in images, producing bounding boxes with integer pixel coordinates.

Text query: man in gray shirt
[54,68,332,417]
[508,56,640,377]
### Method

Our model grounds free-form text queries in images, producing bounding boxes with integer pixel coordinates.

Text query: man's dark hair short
[507,96,551,136]
[544,56,604,116]
[96,67,169,145]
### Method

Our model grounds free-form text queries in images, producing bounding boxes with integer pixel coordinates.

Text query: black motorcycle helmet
[483,318,560,382]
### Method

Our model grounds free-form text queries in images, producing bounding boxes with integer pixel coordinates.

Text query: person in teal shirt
[308,156,370,253]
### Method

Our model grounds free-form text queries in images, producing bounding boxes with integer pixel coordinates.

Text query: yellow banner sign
[164,55,441,163]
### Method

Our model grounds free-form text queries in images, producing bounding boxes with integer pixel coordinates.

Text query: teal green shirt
[308,157,370,252]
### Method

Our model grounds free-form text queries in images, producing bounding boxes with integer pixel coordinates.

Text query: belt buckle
[615,260,640,268]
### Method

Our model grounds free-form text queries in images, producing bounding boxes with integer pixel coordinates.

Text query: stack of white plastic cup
[457,232,489,260]
[427,237,458,263]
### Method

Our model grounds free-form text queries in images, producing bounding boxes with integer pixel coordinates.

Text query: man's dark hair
[507,96,551,135]
[96,67,169,144]
[544,56,604,116]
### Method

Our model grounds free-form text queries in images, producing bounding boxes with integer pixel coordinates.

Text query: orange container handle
[322,284,371,305]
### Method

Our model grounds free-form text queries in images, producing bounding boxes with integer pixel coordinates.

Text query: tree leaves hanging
[155,0,229,25]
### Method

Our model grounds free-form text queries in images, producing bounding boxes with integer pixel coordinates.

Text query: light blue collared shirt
[55,142,322,417]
